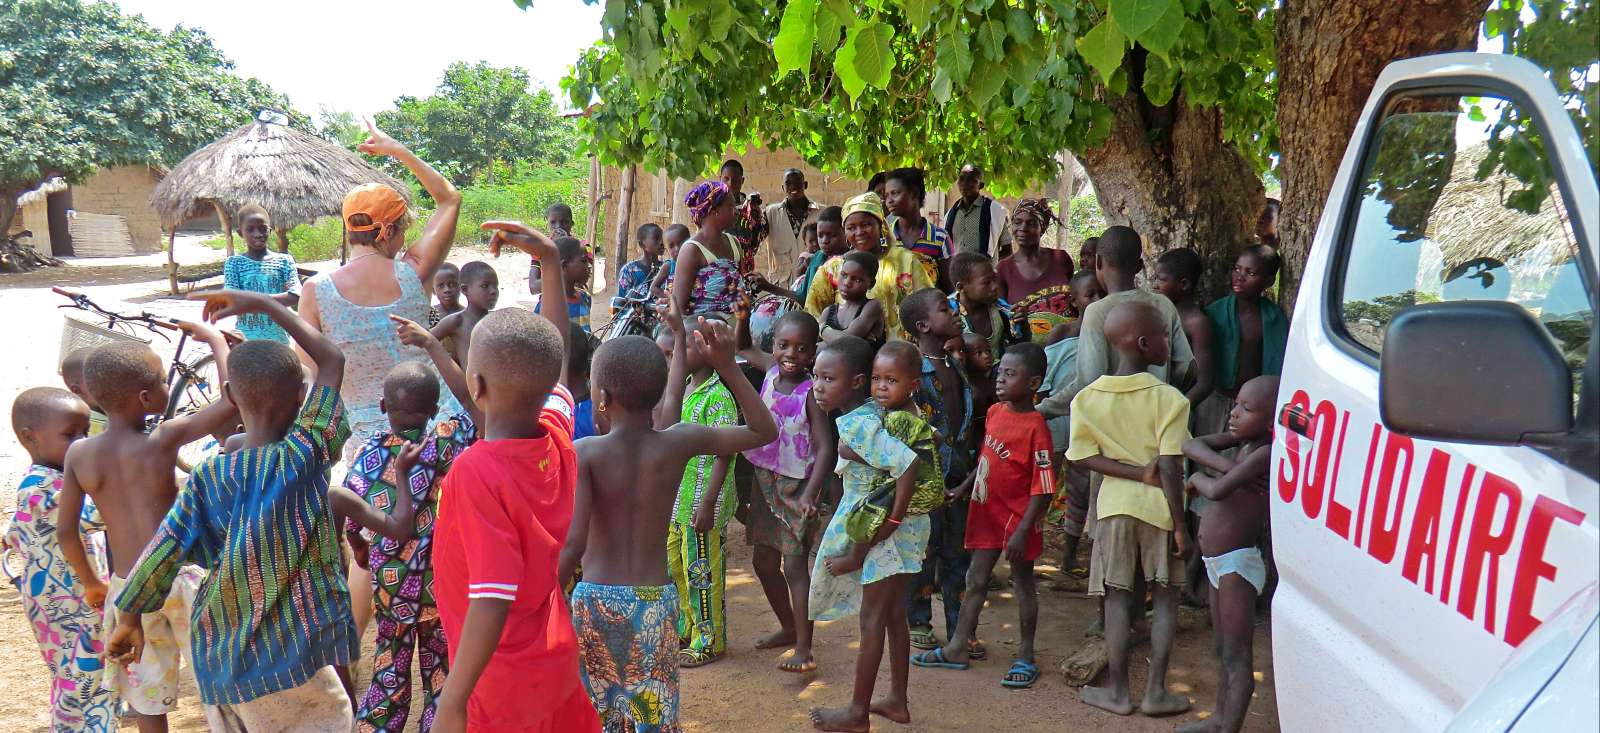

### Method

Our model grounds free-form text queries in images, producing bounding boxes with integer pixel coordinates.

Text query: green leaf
[603,0,626,30]
[1005,39,1042,86]
[1138,2,1185,59]
[1142,53,1178,105]
[814,1,845,52]
[847,21,895,91]
[1006,7,1036,44]
[835,28,867,99]
[931,66,953,105]
[775,0,817,78]
[821,0,858,27]
[1110,0,1176,41]
[938,32,975,83]
[968,58,1007,108]
[972,19,998,61]
[901,0,935,31]
[707,1,734,43]
[1075,16,1126,83]
[665,4,691,35]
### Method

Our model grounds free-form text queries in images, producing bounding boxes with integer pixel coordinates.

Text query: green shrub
[455,176,600,251]
[1063,193,1107,249]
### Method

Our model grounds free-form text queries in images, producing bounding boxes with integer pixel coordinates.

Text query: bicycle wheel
[167,353,222,472]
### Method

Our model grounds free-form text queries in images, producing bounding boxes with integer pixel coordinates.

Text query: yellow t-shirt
[1064,372,1191,530]
[803,244,933,340]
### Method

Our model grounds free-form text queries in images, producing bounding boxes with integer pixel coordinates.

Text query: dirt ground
[0,243,1280,732]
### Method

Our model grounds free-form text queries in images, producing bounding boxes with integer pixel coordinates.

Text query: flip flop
[777,653,817,673]
[909,626,939,650]
[911,648,970,670]
[967,639,988,660]
[677,648,723,668]
[1001,659,1040,688]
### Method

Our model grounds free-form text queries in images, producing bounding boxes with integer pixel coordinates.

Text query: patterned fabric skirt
[572,582,682,733]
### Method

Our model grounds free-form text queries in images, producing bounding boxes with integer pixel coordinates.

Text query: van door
[1272,52,1598,732]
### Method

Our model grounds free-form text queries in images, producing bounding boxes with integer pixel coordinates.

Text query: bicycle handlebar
[56,287,180,331]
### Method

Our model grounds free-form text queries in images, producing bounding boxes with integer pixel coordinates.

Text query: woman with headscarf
[672,181,745,317]
[996,198,1076,342]
[803,192,933,339]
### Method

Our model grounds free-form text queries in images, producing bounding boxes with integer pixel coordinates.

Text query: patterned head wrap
[684,181,731,225]
[1012,198,1058,231]
[841,192,888,231]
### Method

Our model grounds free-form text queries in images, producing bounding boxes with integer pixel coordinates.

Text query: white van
[1273,52,1597,731]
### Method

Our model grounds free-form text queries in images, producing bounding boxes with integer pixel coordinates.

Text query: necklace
[346,247,383,265]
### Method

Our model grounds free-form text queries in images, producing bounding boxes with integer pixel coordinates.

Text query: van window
[1335,92,1593,407]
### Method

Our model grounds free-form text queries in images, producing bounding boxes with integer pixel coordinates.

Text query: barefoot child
[566,324,599,440]
[1200,244,1288,432]
[4,388,116,731]
[956,332,996,443]
[733,302,836,672]
[662,315,742,669]
[807,338,940,732]
[103,291,356,730]
[1178,375,1278,733]
[1066,300,1193,718]
[222,204,301,343]
[819,250,886,348]
[428,262,462,326]
[336,314,483,733]
[558,318,778,731]
[913,342,1054,688]
[431,261,499,365]
[427,220,598,732]
[1152,248,1216,407]
[58,321,237,731]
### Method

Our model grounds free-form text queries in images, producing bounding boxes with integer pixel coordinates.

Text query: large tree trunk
[1079,78,1264,299]
[1275,0,1486,305]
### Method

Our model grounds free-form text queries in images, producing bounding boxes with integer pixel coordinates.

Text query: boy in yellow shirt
[1066,300,1192,718]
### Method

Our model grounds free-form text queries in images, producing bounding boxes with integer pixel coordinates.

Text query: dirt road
[0,249,1279,732]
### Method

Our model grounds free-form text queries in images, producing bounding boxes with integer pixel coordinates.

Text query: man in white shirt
[762,168,822,283]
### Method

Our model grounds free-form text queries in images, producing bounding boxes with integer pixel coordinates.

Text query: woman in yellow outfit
[803,192,932,339]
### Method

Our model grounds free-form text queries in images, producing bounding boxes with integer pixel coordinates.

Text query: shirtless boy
[59,322,238,732]
[431,261,499,365]
[1178,375,1278,733]
[559,315,776,731]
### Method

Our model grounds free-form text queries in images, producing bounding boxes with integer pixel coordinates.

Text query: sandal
[910,648,970,670]
[1001,659,1040,688]
[677,648,723,668]
[909,626,939,650]
[777,654,818,673]
[967,639,988,660]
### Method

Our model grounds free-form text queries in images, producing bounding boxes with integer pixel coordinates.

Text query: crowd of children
[4,173,1288,733]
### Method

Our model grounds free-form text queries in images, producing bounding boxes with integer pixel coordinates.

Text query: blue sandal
[910,648,970,670]
[1001,659,1040,688]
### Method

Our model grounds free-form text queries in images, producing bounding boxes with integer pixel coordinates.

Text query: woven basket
[58,316,149,369]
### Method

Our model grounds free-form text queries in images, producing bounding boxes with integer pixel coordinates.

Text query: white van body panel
[1447,584,1598,731]
[1272,52,1598,732]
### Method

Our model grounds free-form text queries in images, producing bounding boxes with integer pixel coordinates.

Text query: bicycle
[54,287,224,471]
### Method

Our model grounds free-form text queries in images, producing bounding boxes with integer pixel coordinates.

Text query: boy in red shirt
[430,221,599,733]
[913,342,1054,689]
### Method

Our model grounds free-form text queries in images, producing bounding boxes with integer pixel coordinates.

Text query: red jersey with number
[966,402,1055,560]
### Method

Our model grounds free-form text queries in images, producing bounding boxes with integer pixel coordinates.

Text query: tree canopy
[0,0,301,230]
[558,0,1275,193]
[376,61,579,186]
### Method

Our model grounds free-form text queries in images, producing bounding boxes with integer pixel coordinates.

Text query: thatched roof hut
[1425,141,1577,278]
[150,114,412,290]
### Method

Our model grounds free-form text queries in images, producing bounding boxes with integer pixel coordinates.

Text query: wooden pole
[213,202,234,257]
[612,165,637,287]
[341,222,349,265]
[275,227,289,254]
[585,155,602,291]
[166,228,178,295]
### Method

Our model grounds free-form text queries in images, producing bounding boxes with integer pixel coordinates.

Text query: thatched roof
[150,118,413,230]
[1426,141,1577,277]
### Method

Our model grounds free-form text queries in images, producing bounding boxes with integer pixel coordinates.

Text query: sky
[113,0,603,121]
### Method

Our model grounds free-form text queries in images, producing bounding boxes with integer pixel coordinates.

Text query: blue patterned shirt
[223,252,300,343]
[917,353,974,480]
[114,385,353,705]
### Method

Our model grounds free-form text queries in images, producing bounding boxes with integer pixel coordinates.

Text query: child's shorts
[746,466,823,556]
[1087,515,1172,597]
[964,501,1043,562]
[201,664,352,732]
[1203,546,1267,595]
[103,564,205,715]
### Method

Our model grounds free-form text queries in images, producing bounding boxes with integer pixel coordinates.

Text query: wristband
[886,516,903,526]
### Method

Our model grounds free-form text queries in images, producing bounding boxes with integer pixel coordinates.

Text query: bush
[456,177,599,251]
[1063,193,1107,248]
[198,212,430,264]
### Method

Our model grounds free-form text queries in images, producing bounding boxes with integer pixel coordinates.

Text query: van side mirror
[1380,301,1573,444]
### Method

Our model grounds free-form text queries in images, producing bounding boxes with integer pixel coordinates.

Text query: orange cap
[342,184,408,232]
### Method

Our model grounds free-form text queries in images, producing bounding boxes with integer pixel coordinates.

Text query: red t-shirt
[966,403,1055,559]
[433,386,598,731]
